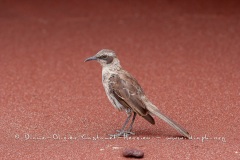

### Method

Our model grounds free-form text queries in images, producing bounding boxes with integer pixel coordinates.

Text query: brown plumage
[109,73,155,125]
[85,49,191,139]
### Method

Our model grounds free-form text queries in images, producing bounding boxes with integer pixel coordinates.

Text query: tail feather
[142,114,155,125]
[147,104,191,139]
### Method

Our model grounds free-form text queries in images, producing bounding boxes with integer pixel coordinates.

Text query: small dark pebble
[122,148,144,158]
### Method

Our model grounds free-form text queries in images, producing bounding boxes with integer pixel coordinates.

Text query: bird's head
[84,49,120,67]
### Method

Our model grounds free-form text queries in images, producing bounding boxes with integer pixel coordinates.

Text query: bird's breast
[102,68,124,111]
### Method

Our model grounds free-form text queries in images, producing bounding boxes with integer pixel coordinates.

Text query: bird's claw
[109,130,135,138]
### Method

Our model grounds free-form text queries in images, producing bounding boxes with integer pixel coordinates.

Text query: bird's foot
[109,130,135,138]
[116,129,135,135]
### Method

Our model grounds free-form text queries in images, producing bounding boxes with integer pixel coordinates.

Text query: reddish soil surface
[1,0,239,159]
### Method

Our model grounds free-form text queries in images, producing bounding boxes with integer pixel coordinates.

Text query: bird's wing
[109,72,190,138]
[109,72,149,116]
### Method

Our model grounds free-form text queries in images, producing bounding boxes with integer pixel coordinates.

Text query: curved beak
[84,56,98,62]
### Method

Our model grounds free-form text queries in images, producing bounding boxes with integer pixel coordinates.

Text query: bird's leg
[109,109,134,137]
[116,111,132,133]
[127,112,136,133]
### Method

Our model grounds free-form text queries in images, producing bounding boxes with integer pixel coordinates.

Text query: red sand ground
[0,0,239,159]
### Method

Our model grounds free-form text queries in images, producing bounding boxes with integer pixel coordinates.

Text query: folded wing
[109,73,155,124]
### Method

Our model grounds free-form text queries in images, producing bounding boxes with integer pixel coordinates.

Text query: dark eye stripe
[99,55,113,64]
[100,55,107,59]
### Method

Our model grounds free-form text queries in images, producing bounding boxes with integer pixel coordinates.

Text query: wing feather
[109,72,155,124]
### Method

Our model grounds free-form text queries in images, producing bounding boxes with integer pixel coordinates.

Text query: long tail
[146,103,191,139]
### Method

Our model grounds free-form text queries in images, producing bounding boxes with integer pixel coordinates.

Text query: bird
[84,49,191,139]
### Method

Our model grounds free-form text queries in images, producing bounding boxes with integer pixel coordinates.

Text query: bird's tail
[146,103,191,139]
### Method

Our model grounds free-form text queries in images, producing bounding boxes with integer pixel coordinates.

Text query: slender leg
[117,111,132,132]
[109,109,135,137]
[127,112,136,132]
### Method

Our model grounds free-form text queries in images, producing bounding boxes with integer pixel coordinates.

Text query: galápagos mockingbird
[84,49,191,139]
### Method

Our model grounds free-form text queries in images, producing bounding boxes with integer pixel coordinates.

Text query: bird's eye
[100,55,108,59]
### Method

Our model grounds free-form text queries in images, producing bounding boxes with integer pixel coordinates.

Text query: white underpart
[102,66,124,110]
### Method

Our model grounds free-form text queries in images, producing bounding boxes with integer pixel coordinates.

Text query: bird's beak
[84,56,98,62]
